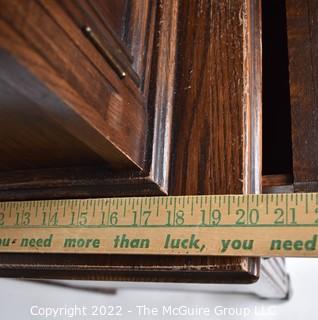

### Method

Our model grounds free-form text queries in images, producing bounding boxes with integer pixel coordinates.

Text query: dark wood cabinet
[0,0,263,285]
[0,0,178,199]
[0,0,314,295]
[0,0,157,172]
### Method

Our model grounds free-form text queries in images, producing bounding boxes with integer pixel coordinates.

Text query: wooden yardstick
[0,193,318,257]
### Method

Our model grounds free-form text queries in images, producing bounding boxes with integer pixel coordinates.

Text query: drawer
[0,0,156,170]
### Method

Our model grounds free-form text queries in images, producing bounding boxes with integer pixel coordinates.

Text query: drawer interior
[262,0,293,186]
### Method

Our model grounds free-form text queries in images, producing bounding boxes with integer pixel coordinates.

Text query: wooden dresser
[0,0,315,297]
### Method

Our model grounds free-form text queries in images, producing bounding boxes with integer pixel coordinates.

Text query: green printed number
[109,212,118,225]
[166,210,184,226]
[235,208,259,225]
[201,209,221,225]
[42,212,58,226]
[69,211,88,225]
[274,208,297,224]
[15,212,31,226]
[101,211,118,226]
[132,210,151,226]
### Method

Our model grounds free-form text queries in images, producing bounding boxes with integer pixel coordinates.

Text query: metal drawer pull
[82,26,126,79]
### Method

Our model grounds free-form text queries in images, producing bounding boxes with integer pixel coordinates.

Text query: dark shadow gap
[262,0,293,176]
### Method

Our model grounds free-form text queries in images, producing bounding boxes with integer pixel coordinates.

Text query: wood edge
[262,174,293,187]
[148,0,179,193]
[0,167,166,201]
[243,0,262,195]
[0,253,259,283]
[262,174,294,193]
[294,181,318,192]
[239,0,263,279]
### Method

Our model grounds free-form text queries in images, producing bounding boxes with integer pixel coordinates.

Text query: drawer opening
[262,0,293,181]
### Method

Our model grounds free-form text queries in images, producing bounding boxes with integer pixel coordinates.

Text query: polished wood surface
[0,80,106,171]
[0,0,175,200]
[0,0,154,169]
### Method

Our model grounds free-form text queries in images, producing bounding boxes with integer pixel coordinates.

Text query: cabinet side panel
[286,0,318,189]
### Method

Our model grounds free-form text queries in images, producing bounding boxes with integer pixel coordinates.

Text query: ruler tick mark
[92,201,96,218]
[156,198,159,217]
[191,199,194,217]
[227,196,230,215]
[123,199,127,217]
[247,196,249,214]
[139,201,143,225]
[2,193,318,256]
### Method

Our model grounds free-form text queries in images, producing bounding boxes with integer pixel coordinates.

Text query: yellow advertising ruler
[0,193,318,257]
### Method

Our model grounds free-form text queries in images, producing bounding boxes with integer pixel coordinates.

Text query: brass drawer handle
[82,26,126,79]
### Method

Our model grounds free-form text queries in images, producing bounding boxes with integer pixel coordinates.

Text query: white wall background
[0,258,316,320]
